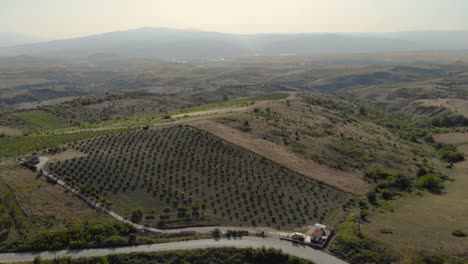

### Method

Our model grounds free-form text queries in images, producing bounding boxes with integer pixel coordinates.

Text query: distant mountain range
[1,28,468,59]
[0,32,43,48]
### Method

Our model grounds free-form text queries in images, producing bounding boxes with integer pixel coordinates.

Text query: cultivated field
[189,119,368,194]
[13,110,70,130]
[46,125,352,230]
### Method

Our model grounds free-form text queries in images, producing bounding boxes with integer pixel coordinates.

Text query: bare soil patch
[0,125,22,136]
[46,149,88,162]
[171,106,249,119]
[434,132,468,145]
[189,119,369,194]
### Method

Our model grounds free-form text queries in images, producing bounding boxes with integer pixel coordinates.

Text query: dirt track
[188,119,369,194]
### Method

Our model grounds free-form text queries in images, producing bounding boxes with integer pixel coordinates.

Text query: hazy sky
[2,0,468,39]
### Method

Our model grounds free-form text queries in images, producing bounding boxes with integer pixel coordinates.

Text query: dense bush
[415,174,444,192]
[364,167,414,203]
[0,221,138,252]
[364,166,395,183]
[412,252,446,264]
[376,173,412,192]
[43,247,314,264]
[365,165,446,202]
[431,113,468,127]
[434,143,465,163]
[131,209,143,223]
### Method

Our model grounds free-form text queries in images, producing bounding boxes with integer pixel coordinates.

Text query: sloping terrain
[344,66,468,127]
[363,133,468,256]
[309,66,444,91]
[189,119,368,194]
[46,126,352,230]
[214,92,434,180]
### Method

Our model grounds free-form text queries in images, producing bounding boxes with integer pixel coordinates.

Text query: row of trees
[48,126,350,229]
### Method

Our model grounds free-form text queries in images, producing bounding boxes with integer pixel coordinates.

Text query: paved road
[0,237,347,264]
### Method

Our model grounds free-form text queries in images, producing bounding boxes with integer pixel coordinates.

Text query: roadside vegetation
[1,219,140,252]
[36,247,314,264]
[330,215,399,264]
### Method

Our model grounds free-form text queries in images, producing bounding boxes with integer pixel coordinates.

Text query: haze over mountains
[0,32,43,48]
[1,27,468,59]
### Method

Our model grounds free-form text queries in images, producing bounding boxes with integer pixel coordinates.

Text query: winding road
[0,237,347,264]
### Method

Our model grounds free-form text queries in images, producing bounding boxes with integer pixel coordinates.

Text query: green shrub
[435,143,465,163]
[415,174,444,191]
[1,221,137,252]
[131,209,143,223]
[451,229,467,237]
[364,166,394,183]
[212,228,221,238]
[366,191,377,205]
[413,252,446,264]
[377,173,412,191]
[381,189,396,200]
[33,256,42,264]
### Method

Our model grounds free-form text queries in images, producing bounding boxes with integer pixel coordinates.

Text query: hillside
[344,65,468,127]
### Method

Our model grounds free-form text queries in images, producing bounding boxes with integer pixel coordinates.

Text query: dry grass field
[0,125,22,136]
[434,132,468,145]
[0,161,97,226]
[46,149,88,162]
[363,133,468,258]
